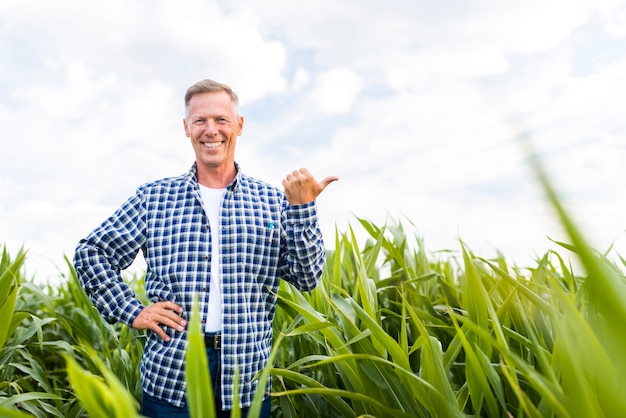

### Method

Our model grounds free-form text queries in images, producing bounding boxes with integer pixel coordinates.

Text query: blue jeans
[140,346,272,417]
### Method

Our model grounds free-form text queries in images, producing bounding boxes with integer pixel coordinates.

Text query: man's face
[183,91,243,173]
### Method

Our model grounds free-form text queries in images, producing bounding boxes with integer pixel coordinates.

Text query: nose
[204,120,218,136]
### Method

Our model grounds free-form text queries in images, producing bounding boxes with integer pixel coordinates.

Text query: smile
[202,141,223,149]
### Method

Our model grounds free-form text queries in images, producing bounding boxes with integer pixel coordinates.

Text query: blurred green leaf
[185,295,215,418]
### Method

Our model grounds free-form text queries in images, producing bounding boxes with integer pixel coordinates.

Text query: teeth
[203,142,221,149]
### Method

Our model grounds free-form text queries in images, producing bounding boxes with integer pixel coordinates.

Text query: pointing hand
[282,168,339,205]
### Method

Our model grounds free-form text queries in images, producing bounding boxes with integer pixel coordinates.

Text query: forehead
[187,91,234,115]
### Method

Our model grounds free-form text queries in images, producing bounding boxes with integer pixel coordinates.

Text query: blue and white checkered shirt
[74,162,325,410]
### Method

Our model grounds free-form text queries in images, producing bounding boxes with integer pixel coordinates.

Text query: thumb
[319,176,339,191]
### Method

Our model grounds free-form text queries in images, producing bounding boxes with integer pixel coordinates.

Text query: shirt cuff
[117,297,146,328]
[285,200,318,222]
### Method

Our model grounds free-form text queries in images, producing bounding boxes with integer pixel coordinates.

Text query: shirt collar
[186,162,241,191]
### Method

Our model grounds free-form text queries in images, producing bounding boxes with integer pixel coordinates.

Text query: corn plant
[2,149,626,417]
[65,347,139,418]
[270,214,626,417]
[0,246,33,418]
[0,255,145,417]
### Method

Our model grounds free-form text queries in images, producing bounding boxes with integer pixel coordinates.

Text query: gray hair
[184,79,240,119]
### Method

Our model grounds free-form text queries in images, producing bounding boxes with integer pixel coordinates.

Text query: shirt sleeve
[73,190,147,327]
[278,200,326,291]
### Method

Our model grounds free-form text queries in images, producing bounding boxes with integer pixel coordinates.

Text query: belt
[204,334,221,350]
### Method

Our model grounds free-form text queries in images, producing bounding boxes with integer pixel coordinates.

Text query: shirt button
[204,255,209,260]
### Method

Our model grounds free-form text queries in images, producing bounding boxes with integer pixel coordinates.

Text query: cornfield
[1,159,626,417]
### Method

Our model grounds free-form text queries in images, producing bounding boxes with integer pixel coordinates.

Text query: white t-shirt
[199,185,225,333]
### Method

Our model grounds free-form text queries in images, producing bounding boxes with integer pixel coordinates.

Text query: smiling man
[74,79,338,417]
[184,85,242,188]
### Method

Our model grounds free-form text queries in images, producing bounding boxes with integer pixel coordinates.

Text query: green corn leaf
[65,350,139,418]
[419,336,458,414]
[0,392,61,409]
[527,144,626,416]
[0,283,17,350]
[0,248,26,350]
[0,406,35,418]
[185,295,215,418]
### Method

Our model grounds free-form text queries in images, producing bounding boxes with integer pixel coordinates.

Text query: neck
[196,163,237,189]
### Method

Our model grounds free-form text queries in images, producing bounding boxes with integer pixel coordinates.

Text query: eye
[193,118,206,125]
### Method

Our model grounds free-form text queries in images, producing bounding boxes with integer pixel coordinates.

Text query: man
[74,79,338,417]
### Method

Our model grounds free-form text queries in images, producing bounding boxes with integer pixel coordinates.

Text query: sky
[2,0,626,281]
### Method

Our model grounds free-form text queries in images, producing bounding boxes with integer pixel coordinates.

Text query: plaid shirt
[74,162,325,410]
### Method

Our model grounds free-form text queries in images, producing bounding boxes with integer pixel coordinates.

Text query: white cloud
[460,0,592,53]
[290,68,311,92]
[308,69,363,114]
[1,0,626,281]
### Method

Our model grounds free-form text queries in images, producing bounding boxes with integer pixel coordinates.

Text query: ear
[183,118,190,137]
[236,116,244,136]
